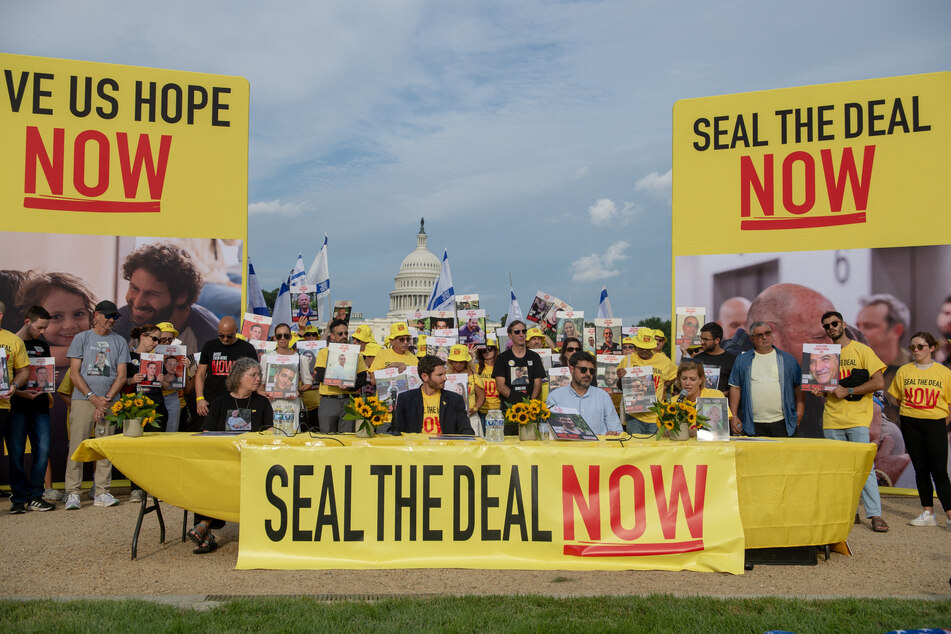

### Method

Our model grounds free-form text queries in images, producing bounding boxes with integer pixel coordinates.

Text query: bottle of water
[485,409,505,443]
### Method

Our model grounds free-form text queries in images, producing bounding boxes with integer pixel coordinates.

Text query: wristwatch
[85,391,94,398]
[847,388,854,395]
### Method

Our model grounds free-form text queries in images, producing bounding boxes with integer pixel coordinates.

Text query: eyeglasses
[909,344,930,351]
[700,337,714,343]
[822,320,840,330]
[751,331,772,339]
[574,366,595,374]
[510,329,526,335]
[564,347,580,353]
[274,333,291,340]
[218,333,236,340]
[158,336,174,343]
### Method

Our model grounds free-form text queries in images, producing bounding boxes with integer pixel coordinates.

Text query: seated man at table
[547,351,622,436]
[393,354,473,435]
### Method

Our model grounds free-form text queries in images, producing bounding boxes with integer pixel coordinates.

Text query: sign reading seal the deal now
[236,444,745,573]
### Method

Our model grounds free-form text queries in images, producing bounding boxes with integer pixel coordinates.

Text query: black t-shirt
[198,338,258,403]
[10,337,51,414]
[492,348,546,406]
[203,392,273,432]
[692,350,736,393]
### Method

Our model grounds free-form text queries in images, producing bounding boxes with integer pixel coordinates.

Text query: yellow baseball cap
[302,324,320,335]
[363,342,382,357]
[447,344,472,362]
[634,329,656,349]
[156,322,179,338]
[352,324,375,343]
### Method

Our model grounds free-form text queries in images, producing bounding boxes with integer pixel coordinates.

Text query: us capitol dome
[386,218,439,318]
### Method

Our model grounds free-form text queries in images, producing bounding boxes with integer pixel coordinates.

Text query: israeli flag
[269,279,292,338]
[246,259,270,317]
[597,286,613,319]
[508,287,524,323]
[426,249,455,312]
[306,234,331,319]
[290,253,307,287]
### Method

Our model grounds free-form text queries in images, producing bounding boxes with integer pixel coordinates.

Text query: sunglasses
[218,332,236,340]
[510,329,526,335]
[822,320,840,330]
[909,344,930,351]
[564,347,580,353]
[104,313,121,320]
[394,336,412,342]
[751,331,772,339]
[274,333,292,340]
[574,366,595,374]
[144,334,160,342]
[158,336,174,343]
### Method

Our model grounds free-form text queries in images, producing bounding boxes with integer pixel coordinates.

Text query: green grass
[1,595,948,633]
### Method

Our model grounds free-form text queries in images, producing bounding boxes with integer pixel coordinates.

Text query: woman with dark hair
[887,331,951,529]
[192,358,272,553]
[558,337,583,368]
[472,340,501,429]
[125,324,169,502]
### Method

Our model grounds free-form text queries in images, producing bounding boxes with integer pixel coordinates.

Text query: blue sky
[3,1,949,321]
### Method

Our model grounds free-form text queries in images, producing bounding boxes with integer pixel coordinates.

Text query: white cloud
[587,198,637,225]
[571,240,630,282]
[635,169,672,199]
[248,199,306,216]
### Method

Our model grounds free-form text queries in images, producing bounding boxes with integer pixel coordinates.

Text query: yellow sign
[672,72,950,256]
[0,52,248,240]
[237,444,745,573]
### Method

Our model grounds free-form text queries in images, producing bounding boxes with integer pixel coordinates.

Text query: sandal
[187,523,208,546]
[870,516,889,533]
[193,533,217,554]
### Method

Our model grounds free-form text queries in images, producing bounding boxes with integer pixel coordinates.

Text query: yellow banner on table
[237,444,745,573]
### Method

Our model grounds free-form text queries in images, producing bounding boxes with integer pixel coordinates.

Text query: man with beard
[393,355,472,435]
[113,243,217,355]
[547,351,621,436]
[687,323,735,392]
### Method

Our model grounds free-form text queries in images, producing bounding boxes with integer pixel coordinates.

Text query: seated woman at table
[673,361,730,436]
[190,359,273,553]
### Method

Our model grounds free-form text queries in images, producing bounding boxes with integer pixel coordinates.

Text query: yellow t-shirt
[315,347,368,396]
[618,352,678,424]
[369,348,418,373]
[0,329,29,411]
[474,364,501,412]
[422,389,441,434]
[823,340,886,430]
[887,362,951,420]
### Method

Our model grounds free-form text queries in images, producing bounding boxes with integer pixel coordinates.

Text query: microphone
[676,389,688,402]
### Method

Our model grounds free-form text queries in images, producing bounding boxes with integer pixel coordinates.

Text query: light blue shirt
[547,384,622,435]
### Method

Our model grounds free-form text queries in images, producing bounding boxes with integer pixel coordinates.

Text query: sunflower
[143,397,154,406]
[687,412,697,424]
[539,405,551,420]
[666,404,677,415]
[367,396,380,407]
[111,402,122,414]
[370,414,383,426]
[134,398,144,408]
[358,404,373,418]
[516,412,530,424]
[353,397,365,409]
[664,420,675,430]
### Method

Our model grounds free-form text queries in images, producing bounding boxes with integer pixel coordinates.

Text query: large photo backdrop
[672,72,951,489]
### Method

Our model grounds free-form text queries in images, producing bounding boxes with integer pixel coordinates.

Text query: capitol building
[386,219,439,319]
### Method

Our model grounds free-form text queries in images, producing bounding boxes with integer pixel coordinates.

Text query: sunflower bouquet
[343,395,390,436]
[647,399,709,440]
[505,398,551,440]
[104,393,161,429]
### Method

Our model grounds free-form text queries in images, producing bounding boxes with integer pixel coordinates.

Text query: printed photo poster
[456,309,487,345]
[428,311,455,331]
[548,406,598,441]
[696,397,730,442]
[404,366,422,390]
[225,405,254,432]
[155,345,186,389]
[296,340,325,385]
[548,366,572,390]
[802,343,841,392]
[138,352,164,388]
[583,327,596,354]
[86,344,113,378]
[703,366,721,390]
[428,336,455,362]
[242,313,272,342]
[324,343,360,388]
[527,292,571,339]
[290,285,317,330]
[0,348,7,391]
[251,339,267,362]
[675,307,704,347]
[455,294,480,310]
[407,310,429,335]
[445,373,469,403]
[621,365,655,414]
[596,354,624,394]
[622,325,639,339]
[432,329,456,339]
[535,349,553,384]
[332,300,353,324]
[494,327,511,351]
[374,368,410,412]
[27,357,55,393]
[594,319,622,354]
[263,353,300,398]
[555,311,584,347]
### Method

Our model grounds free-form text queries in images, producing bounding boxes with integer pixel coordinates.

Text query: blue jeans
[823,426,882,518]
[6,411,51,503]
[626,418,658,435]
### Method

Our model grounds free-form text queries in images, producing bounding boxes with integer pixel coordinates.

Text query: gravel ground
[1,491,948,599]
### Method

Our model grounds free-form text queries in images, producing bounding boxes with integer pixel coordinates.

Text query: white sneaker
[130,490,144,502]
[43,488,63,502]
[908,510,937,526]
[93,492,120,507]
[64,493,81,511]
